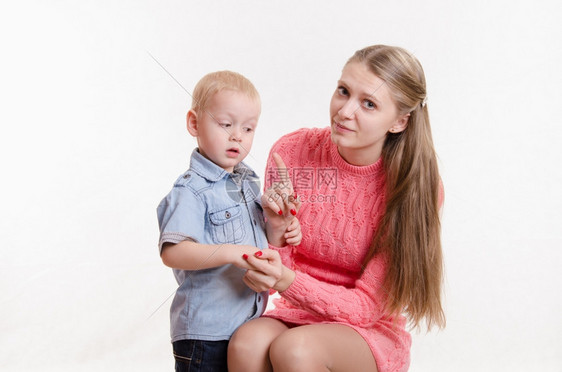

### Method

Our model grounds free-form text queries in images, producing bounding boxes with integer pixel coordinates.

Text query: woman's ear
[186,109,198,137]
[390,113,409,134]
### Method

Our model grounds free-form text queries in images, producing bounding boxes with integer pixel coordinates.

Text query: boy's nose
[229,128,242,142]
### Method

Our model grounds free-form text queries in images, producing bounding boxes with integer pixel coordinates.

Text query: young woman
[228,45,445,372]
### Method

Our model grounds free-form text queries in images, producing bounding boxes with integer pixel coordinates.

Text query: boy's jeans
[173,339,229,372]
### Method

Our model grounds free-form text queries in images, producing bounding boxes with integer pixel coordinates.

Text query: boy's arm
[160,240,258,271]
[264,216,288,247]
[158,179,260,270]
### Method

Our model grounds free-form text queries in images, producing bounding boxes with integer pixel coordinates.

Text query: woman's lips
[334,122,354,133]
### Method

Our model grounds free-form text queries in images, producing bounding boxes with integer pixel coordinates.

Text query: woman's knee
[228,317,289,371]
[269,324,377,372]
[229,321,259,357]
[228,323,260,371]
[269,328,317,369]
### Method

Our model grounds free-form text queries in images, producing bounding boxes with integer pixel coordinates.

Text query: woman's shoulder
[272,126,330,153]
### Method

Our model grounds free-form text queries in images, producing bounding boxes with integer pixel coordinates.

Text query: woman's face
[329,61,409,166]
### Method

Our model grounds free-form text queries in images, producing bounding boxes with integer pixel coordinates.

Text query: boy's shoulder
[172,169,208,190]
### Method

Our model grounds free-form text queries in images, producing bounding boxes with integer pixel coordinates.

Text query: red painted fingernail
[290,209,296,216]
[242,254,249,260]
[278,210,283,215]
[255,251,263,257]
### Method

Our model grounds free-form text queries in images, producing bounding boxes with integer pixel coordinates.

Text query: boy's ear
[186,109,198,137]
[390,113,409,134]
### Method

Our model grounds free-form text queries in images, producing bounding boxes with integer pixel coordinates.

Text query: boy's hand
[284,217,302,246]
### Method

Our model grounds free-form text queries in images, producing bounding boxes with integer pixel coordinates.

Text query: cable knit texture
[264,127,411,372]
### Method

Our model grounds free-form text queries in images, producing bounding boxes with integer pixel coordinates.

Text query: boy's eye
[219,123,232,128]
[243,127,253,133]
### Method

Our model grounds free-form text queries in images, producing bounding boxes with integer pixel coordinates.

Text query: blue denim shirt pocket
[208,205,246,244]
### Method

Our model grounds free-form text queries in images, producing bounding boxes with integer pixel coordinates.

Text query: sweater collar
[328,134,385,176]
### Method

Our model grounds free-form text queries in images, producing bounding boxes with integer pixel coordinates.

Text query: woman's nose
[338,100,356,119]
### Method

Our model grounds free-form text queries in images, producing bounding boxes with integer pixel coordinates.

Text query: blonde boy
[156,71,300,372]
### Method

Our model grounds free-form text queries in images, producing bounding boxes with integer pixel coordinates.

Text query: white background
[1,1,561,371]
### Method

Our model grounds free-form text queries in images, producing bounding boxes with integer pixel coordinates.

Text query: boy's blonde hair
[191,70,261,112]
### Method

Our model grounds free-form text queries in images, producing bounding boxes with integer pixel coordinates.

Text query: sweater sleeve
[279,253,388,327]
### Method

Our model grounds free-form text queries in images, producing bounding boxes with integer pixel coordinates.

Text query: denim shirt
[157,149,268,342]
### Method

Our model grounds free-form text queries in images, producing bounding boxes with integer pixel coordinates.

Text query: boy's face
[188,90,260,173]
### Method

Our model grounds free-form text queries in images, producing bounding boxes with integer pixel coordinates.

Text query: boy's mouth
[226,148,240,157]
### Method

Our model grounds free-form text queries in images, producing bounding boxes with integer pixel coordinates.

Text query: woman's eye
[363,100,375,109]
[337,86,348,96]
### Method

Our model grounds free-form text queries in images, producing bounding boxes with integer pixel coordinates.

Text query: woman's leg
[269,324,378,372]
[228,317,289,372]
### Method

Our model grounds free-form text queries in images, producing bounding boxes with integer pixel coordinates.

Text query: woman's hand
[262,153,302,246]
[243,248,296,293]
[262,153,301,218]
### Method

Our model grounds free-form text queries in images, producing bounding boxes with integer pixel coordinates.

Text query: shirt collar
[189,149,257,182]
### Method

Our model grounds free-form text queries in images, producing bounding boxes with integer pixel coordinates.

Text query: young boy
[156,71,301,372]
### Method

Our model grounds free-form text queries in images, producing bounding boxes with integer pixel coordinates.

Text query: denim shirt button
[225,211,231,219]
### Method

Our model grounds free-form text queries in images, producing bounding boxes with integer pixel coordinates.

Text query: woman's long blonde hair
[351,45,445,330]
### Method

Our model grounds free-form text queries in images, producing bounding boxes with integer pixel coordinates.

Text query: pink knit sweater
[264,127,411,372]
